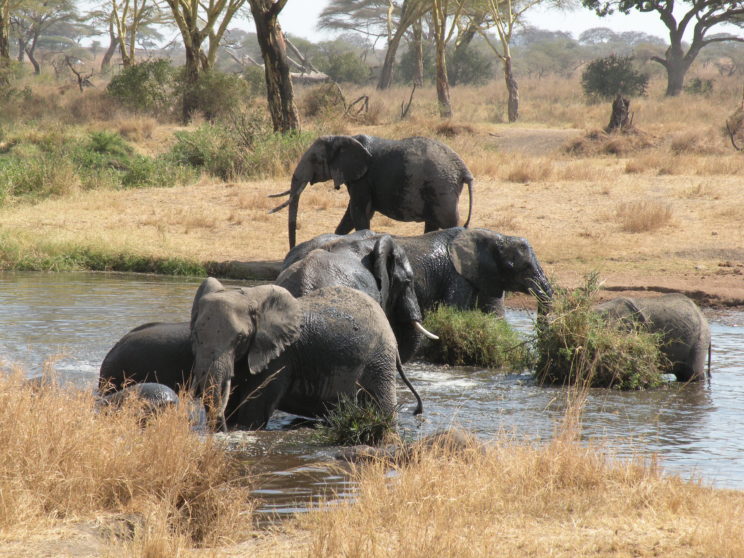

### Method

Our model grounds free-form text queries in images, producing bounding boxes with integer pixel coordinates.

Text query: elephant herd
[97,134,712,433]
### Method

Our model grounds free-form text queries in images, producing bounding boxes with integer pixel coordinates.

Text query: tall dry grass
[0,367,252,551]
[615,200,674,233]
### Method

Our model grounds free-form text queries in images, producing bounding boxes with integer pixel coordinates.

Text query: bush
[449,45,493,86]
[684,77,713,96]
[422,305,534,370]
[167,121,314,180]
[176,69,250,121]
[534,273,667,390]
[581,54,648,101]
[301,83,346,117]
[314,395,396,446]
[318,51,369,84]
[106,59,175,115]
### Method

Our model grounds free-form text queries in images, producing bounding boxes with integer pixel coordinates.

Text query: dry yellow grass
[615,200,674,233]
[292,434,744,558]
[0,366,252,553]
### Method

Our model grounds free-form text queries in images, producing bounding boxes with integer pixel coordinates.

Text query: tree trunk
[182,44,202,123]
[0,7,9,65]
[25,46,39,75]
[504,56,519,122]
[101,20,117,72]
[377,27,406,90]
[606,94,631,132]
[16,38,24,62]
[664,54,690,97]
[412,18,424,87]
[250,0,300,133]
[434,31,452,118]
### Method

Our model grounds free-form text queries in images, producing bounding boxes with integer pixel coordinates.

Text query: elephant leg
[230,367,290,430]
[335,205,355,235]
[424,221,440,233]
[346,183,374,231]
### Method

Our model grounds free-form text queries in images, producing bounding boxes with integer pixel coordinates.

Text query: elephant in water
[276,232,437,362]
[282,228,553,317]
[190,279,422,431]
[269,135,474,248]
[594,293,711,382]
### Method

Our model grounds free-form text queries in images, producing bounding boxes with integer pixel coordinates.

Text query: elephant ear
[370,235,394,309]
[247,285,302,375]
[327,136,371,189]
[448,229,505,287]
[190,277,224,329]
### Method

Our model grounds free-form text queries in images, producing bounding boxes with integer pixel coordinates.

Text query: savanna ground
[1,71,744,556]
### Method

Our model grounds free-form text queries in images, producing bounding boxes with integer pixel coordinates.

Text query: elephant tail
[707,340,712,379]
[462,175,473,228]
[397,353,423,416]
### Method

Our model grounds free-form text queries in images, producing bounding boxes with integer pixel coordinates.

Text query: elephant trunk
[287,176,309,249]
[529,266,553,317]
[193,351,234,432]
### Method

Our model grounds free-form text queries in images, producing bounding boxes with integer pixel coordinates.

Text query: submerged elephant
[190,279,422,431]
[276,232,437,362]
[283,228,553,317]
[269,134,474,248]
[594,293,711,382]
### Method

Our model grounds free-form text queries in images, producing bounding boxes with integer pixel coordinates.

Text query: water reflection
[0,272,742,511]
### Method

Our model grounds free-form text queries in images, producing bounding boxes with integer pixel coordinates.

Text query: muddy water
[0,272,742,523]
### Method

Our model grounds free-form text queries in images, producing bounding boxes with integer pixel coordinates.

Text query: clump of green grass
[422,305,534,370]
[315,395,397,446]
[534,273,666,390]
[167,120,314,180]
[0,128,194,205]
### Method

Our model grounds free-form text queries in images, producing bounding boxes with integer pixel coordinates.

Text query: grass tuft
[534,273,667,390]
[314,395,397,446]
[615,200,673,233]
[422,305,534,370]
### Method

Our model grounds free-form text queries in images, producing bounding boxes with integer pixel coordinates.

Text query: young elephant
[594,293,711,382]
[190,279,422,431]
[275,233,437,362]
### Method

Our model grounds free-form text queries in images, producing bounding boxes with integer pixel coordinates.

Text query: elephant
[275,232,438,362]
[269,134,474,248]
[190,278,422,431]
[593,293,711,382]
[281,227,553,317]
[97,383,208,430]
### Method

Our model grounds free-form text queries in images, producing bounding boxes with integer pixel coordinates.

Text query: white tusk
[414,321,439,340]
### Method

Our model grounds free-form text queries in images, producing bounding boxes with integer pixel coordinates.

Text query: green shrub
[422,306,534,370]
[449,45,493,86]
[581,54,648,101]
[318,51,369,84]
[314,395,396,446]
[243,66,267,97]
[176,70,250,121]
[167,122,314,180]
[534,273,667,390]
[106,59,175,115]
[684,77,713,96]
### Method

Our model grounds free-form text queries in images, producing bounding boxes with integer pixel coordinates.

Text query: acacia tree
[163,0,247,121]
[0,0,16,65]
[12,0,78,74]
[581,0,744,96]
[248,0,299,132]
[318,0,430,90]
[110,0,166,67]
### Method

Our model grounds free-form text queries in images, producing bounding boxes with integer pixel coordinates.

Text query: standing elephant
[190,279,422,431]
[594,294,711,382]
[269,135,474,248]
[276,232,437,362]
[282,228,553,317]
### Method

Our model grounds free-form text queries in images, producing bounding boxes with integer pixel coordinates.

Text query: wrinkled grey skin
[190,279,422,431]
[276,233,424,362]
[269,135,474,248]
[283,228,553,317]
[594,294,711,382]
